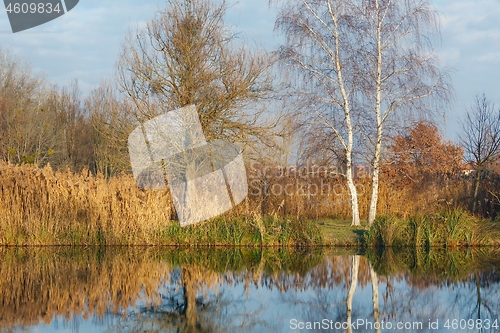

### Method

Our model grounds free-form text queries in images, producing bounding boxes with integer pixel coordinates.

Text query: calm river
[0,247,498,332]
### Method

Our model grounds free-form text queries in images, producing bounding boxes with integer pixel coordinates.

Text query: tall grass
[0,162,322,246]
[364,209,500,248]
[245,164,474,221]
[0,162,173,245]
[154,215,322,247]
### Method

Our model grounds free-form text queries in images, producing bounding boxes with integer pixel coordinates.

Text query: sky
[0,0,499,142]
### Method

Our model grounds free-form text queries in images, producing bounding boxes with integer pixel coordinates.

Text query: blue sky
[1,0,499,141]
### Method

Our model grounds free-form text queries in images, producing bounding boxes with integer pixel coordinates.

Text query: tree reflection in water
[0,247,499,333]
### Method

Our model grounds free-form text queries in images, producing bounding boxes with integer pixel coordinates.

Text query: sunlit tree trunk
[368,122,383,225]
[344,97,360,227]
[472,167,482,213]
[368,7,384,226]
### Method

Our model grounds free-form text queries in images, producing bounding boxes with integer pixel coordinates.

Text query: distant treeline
[0,50,133,176]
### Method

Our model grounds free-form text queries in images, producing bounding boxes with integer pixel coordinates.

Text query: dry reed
[244,165,474,221]
[0,162,173,245]
[0,162,322,246]
[0,160,490,245]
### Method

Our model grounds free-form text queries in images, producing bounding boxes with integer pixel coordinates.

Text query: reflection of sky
[20,268,500,333]
[1,1,499,141]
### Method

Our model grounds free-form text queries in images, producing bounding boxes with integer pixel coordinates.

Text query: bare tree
[273,0,363,225]
[356,0,450,225]
[0,47,64,167]
[460,93,500,213]
[86,82,136,176]
[116,0,277,151]
[49,80,97,172]
[273,0,450,226]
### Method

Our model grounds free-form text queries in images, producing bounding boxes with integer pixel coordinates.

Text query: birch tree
[274,0,449,225]
[357,0,450,225]
[274,0,363,225]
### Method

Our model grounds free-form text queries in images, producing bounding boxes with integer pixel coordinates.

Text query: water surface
[0,247,498,332]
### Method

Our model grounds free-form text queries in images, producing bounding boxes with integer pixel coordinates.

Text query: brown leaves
[386,121,464,186]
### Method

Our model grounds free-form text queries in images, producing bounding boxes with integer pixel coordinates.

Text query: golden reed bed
[0,162,173,245]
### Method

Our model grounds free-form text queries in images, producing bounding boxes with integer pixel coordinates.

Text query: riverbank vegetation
[0,162,323,246]
[365,210,500,248]
[1,160,500,246]
[1,0,500,247]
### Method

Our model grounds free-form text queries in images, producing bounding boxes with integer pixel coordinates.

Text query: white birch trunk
[368,127,382,226]
[330,0,361,226]
[368,0,384,226]
[346,142,361,226]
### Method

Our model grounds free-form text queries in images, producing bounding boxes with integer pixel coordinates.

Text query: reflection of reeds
[1,246,498,330]
[0,247,325,330]
[0,247,170,329]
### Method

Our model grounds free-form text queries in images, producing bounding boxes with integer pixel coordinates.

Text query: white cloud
[1,0,160,93]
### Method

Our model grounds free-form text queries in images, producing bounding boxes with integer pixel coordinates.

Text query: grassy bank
[0,213,322,246]
[316,219,368,246]
[150,216,322,247]
[315,210,500,248]
[365,210,500,248]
